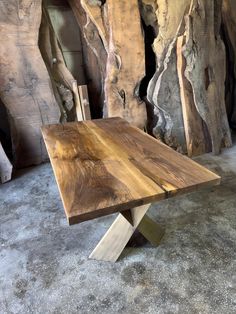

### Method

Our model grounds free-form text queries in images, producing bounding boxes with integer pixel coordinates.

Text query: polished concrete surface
[1,144,236,313]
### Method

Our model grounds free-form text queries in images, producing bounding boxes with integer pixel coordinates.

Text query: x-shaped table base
[89,204,165,262]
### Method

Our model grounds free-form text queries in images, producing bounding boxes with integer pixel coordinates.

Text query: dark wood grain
[42,117,220,225]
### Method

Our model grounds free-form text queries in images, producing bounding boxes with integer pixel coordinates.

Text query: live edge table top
[41,117,220,225]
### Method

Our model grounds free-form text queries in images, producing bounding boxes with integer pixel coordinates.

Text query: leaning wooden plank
[183,0,232,154]
[78,85,91,120]
[0,142,12,184]
[104,0,147,128]
[176,35,210,157]
[146,0,191,152]
[40,6,83,121]
[0,0,60,168]
[80,0,109,52]
[42,118,220,225]
[89,204,151,262]
[69,0,107,118]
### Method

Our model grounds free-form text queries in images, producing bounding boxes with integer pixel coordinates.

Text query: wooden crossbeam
[89,204,165,262]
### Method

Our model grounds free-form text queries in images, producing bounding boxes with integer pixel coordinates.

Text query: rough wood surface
[70,0,147,128]
[104,0,147,128]
[39,6,83,122]
[0,0,60,167]
[176,35,210,156]
[183,0,232,154]
[42,117,220,225]
[69,0,107,118]
[146,0,190,152]
[143,0,232,154]
[0,142,12,184]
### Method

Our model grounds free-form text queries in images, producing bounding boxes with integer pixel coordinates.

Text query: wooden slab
[41,117,220,225]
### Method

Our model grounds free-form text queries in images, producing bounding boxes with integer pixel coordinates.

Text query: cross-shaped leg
[89,204,165,262]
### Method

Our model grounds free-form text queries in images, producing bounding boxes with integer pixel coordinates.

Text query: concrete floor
[1,145,236,314]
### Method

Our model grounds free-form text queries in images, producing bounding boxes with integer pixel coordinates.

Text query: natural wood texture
[176,35,210,156]
[146,0,190,152]
[39,6,83,122]
[139,0,158,35]
[42,117,220,225]
[45,0,86,85]
[104,0,147,128]
[80,0,108,52]
[0,142,12,184]
[70,0,147,128]
[69,0,107,118]
[78,85,91,120]
[143,0,232,154]
[137,214,165,247]
[0,0,60,168]
[89,204,151,262]
[183,0,232,154]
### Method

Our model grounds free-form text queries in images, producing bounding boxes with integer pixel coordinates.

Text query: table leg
[138,215,165,247]
[89,204,165,262]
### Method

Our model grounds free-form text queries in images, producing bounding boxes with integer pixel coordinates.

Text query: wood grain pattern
[137,214,165,247]
[183,0,232,154]
[104,0,147,128]
[0,0,60,168]
[89,204,151,262]
[42,117,220,225]
[176,35,210,157]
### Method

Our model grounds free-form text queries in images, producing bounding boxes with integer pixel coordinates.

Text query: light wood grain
[42,117,220,225]
[89,204,150,262]
[104,0,147,128]
[137,215,165,247]
[177,35,209,157]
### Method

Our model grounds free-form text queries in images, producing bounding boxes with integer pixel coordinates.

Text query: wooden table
[42,117,220,262]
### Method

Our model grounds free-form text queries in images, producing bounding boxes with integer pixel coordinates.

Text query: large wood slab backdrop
[0,0,60,167]
[42,118,220,225]
[70,0,147,128]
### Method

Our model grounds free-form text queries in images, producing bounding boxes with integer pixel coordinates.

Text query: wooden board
[0,0,60,168]
[69,0,107,118]
[104,0,147,129]
[42,117,220,225]
[176,35,210,157]
[183,0,232,154]
[144,0,232,154]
